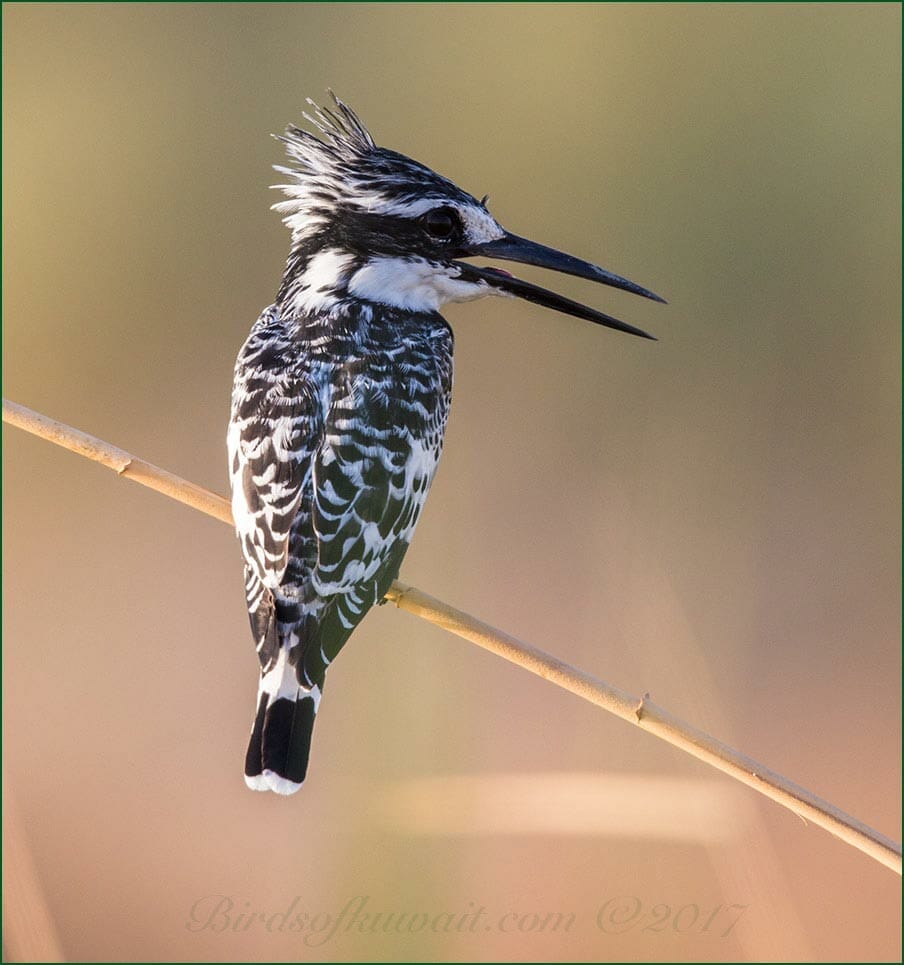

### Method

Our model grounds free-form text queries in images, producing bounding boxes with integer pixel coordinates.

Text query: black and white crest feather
[271,93,491,247]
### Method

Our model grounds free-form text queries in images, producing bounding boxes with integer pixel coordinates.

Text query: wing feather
[228,307,325,667]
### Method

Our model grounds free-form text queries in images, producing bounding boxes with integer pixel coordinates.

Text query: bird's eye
[422,208,457,240]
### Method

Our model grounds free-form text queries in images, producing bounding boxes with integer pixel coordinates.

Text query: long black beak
[452,232,664,340]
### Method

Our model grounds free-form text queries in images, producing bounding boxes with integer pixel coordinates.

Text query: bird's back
[229,301,453,791]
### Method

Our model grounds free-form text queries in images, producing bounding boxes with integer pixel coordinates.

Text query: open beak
[453,232,665,340]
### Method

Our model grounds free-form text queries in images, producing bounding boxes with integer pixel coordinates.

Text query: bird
[228,93,664,795]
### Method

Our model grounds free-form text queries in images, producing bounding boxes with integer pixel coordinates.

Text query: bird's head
[272,93,664,338]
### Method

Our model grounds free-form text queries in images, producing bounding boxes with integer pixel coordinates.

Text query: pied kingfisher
[228,94,663,795]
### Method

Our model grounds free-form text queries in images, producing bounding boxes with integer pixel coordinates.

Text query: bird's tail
[244,647,321,795]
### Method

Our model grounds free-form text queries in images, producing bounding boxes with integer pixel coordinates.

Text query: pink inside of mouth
[482,266,513,278]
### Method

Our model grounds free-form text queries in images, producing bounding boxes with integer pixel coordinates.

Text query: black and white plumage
[229,94,663,795]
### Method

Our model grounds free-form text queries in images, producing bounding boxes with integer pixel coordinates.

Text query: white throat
[348,256,494,312]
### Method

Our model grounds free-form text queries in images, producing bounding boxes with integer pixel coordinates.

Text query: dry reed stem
[4,397,901,876]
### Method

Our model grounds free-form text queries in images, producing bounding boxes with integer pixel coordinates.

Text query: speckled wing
[227,306,323,661]
[300,324,454,688]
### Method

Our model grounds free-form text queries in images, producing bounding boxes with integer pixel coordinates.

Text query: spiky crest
[270,92,482,246]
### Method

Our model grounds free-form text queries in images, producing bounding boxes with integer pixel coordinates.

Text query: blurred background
[3,3,900,961]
